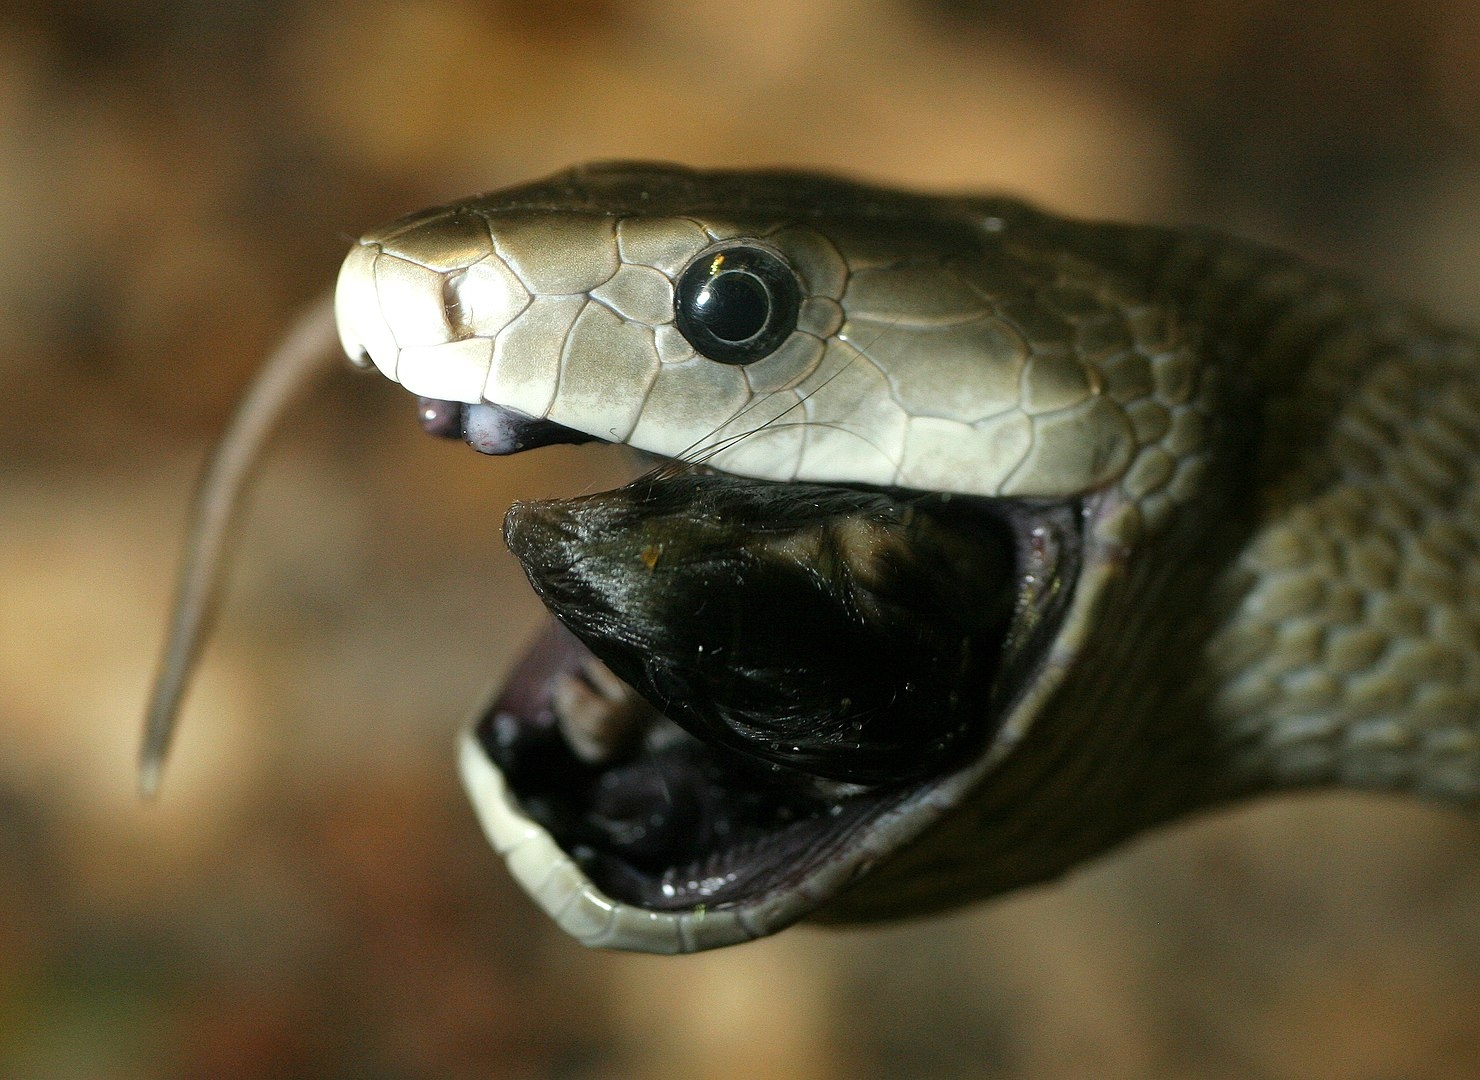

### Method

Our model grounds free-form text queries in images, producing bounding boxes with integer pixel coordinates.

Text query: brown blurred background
[3,1,1480,1077]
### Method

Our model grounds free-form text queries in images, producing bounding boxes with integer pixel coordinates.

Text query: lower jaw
[458,488,1084,949]
[470,618,921,912]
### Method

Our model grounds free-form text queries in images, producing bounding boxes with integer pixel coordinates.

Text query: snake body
[148,163,1480,953]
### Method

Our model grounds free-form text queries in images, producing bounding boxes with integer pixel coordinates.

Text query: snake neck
[1195,279,1480,805]
[830,215,1480,924]
[1058,213,1480,807]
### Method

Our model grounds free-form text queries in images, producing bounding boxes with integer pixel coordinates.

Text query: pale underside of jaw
[459,717,772,953]
[459,673,821,952]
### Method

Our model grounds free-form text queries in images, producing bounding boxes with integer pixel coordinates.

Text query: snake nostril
[442,271,469,336]
[440,256,531,340]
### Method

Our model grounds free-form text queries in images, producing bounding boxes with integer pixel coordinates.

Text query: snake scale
[143,163,1480,953]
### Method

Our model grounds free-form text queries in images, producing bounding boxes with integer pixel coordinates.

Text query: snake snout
[333,206,539,403]
[333,241,396,379]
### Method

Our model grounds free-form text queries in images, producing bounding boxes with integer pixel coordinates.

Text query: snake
[140,162,1480,955]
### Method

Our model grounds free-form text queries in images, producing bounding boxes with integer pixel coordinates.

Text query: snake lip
[461,466,1085,951]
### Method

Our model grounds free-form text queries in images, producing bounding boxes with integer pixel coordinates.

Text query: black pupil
[674,244,800,365]
[696,272,769,342]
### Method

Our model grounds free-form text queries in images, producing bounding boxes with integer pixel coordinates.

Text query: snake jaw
[458,624,842,952]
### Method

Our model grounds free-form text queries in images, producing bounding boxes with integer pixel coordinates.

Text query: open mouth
[425,397,1085,950]
[472,620,899,913]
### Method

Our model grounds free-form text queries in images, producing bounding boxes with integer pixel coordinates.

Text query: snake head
[148,164,1227,953]
[328,165,1229,951]
[333,161,1159,498]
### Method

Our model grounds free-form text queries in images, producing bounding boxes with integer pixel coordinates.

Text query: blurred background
[4,1,1480,1076]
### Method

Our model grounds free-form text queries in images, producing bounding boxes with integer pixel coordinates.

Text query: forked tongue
[138,295,343,796]
[139,303,605,797]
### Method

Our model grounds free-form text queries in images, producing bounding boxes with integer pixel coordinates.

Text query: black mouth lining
[476,659,894,908]
[475,483,1084,913]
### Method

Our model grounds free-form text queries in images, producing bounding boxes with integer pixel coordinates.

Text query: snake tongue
[416,397,599,455]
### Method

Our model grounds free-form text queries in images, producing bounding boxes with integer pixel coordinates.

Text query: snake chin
[469,470,1083,921]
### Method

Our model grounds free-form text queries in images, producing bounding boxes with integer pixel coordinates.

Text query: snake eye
[674,245,801,365]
